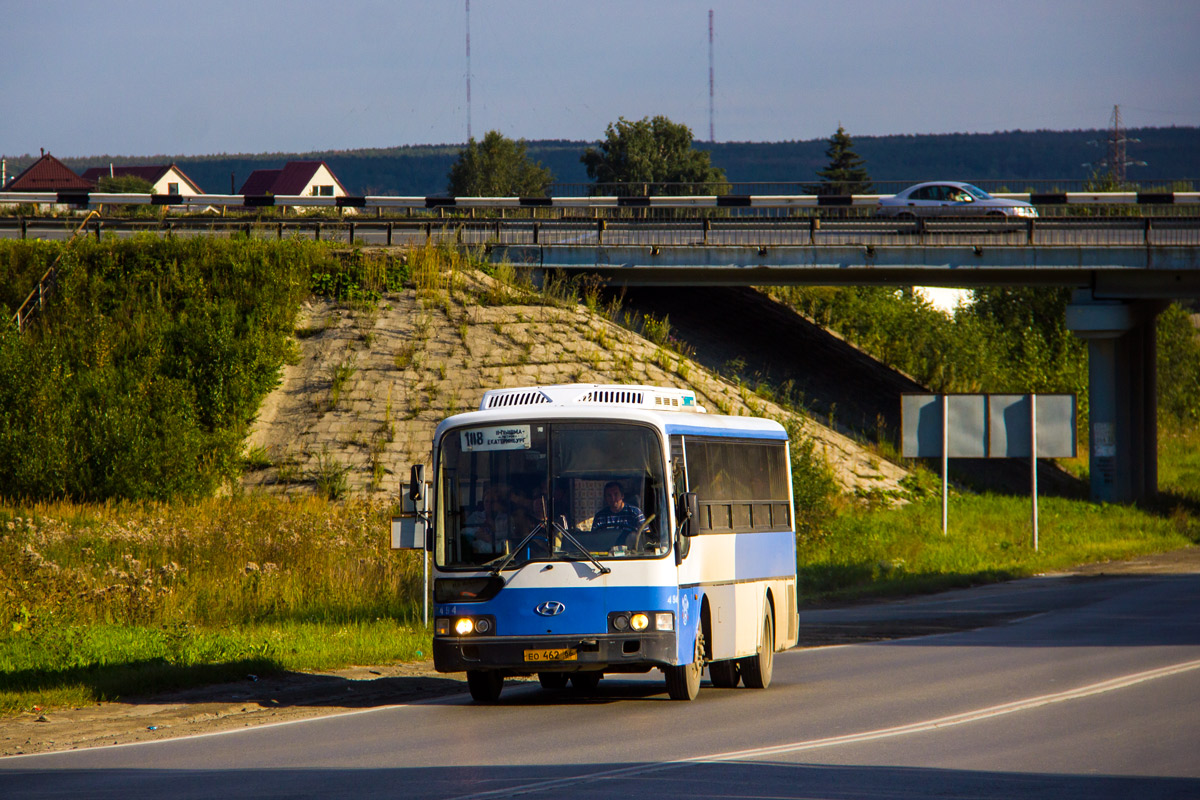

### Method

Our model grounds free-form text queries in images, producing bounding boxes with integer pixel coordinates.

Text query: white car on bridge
[877,181,1038,218]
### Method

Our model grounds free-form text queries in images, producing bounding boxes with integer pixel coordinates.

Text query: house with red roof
[238,161,349,211]
[80,163,204,198]
[1,152,94,212]
[2,152,93,193]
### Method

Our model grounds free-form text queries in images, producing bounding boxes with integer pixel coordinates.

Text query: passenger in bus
[586,481,646,551]
[462,486,511,556]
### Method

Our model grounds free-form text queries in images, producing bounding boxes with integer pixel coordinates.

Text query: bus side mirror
[393,464,430,551]
[678,492,699,537]
[409,464,425,502]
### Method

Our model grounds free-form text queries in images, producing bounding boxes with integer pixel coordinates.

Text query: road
[3,568,1198,799]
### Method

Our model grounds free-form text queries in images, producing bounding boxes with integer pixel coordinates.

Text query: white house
[238,161,351,212]
[80,164,205,198]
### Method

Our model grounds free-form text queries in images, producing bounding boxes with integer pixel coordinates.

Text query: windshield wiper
[550,517,611,575]
[487,522,549,577]
[487,516,611,578]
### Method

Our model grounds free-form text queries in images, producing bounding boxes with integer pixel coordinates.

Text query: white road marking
[449,657,1200,799]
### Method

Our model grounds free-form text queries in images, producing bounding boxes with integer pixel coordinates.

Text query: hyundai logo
[535,601,566,617]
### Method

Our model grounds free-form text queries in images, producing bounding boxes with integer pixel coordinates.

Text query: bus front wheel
[665,632,703,700]
[467,670,504,703]
[740,612,774,689]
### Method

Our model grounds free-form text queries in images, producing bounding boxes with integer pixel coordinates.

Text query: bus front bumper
[433,631,678,674]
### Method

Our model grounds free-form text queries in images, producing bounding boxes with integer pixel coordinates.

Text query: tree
[810,125,872,195]
[96,174,156,194]
[447,131,553,197]
[581,115,726,195]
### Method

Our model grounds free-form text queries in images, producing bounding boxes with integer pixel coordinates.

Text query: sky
[3,0,1198,159]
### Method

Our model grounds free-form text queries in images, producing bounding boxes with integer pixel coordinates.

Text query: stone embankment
[241,271,908,498]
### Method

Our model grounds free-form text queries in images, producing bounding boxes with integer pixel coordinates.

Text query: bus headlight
[609,610,670,633]
[455,617,475,635]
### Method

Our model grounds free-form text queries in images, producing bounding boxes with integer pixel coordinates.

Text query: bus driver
[587,481,646,551]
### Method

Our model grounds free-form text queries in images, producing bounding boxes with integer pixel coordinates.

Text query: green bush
[782,419,840,542]
[1158,303,1200,423]
[0,237,329,501]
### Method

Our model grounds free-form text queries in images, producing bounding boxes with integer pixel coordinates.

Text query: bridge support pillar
[1066,293,1165,503]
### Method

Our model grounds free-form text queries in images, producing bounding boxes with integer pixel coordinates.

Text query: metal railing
[5,215,1198,249]
[10,210,99,333]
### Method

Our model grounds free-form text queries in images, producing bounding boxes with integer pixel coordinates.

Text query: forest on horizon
[28,125,1200,197]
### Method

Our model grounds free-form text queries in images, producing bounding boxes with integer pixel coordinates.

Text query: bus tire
[740,612,774,689]
[708,659,740,688]
[570,671,602,692]
[665,631,703,700]
[538,672,569,690]
[467,670,504,703]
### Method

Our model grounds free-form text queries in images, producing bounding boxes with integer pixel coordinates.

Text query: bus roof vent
[479,388,553,410]
[478,384,706,412]
[572,384,706,412]
[578,387,645,406]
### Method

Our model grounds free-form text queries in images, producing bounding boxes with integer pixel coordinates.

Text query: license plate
[524,648,578,662]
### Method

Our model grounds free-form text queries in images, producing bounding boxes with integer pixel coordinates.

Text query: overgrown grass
[0,494,428,713]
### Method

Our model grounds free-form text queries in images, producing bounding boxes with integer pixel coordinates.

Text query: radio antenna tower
[708,9,715,142]
[465,0,472,142]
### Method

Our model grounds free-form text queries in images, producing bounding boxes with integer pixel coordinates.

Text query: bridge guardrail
[3,215,1198,248]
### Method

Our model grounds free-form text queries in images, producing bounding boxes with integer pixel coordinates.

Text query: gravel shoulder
[4,545,1197,757]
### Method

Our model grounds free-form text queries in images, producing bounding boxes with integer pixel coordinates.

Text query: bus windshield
[436,421,669,569]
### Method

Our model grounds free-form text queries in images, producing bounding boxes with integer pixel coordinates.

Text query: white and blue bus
[394,384,799,702]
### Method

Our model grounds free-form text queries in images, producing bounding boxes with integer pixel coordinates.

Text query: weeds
[311,448,350,500]
[394,343,417,371]
[327,356,358,410]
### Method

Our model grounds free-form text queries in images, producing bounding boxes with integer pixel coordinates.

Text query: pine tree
[812,125,872,195]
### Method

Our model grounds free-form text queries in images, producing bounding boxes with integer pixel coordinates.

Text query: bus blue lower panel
[438,584,679,638]
[434,584,687,673]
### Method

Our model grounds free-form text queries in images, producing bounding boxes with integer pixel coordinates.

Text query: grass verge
[0,620,429,716]
[798,468,1199,601]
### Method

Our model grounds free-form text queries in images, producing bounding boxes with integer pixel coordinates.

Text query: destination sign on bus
[460,425,531,452]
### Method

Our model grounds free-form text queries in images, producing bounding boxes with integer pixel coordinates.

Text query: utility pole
[465,0,472,142]
[708,9,715,143]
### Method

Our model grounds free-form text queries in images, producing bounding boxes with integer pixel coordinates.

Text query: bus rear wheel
[467,670,504,702]
[740,612,774,689]
[665,632,703,700]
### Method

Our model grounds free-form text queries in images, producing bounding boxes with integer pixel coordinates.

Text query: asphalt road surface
[4,568,1198,799]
